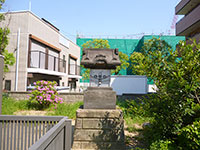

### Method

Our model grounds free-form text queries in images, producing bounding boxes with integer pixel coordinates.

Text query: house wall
[28,12,60,48]
[1,12,29,91]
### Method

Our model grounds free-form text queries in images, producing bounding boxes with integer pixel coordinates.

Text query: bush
[130,38,200,149]
[178,120,200,150]
[117,99,147,118]
[29,80,63,109]
[150,140,173,150]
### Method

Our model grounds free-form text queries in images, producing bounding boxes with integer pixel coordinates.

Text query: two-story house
[1,11,81,91]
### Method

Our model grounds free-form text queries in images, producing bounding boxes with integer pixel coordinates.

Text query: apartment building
[1,11,81,91]
[176,0,200,42]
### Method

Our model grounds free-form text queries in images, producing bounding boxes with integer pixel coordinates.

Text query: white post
[15,28,20,91]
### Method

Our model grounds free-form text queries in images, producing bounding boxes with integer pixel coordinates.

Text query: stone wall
[4,92,150,103]
[5,91,84,103]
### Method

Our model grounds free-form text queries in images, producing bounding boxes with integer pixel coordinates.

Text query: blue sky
[1,0,181,42]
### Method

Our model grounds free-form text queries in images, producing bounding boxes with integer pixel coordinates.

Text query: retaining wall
[4,91,84,103]
[4,92,150,103]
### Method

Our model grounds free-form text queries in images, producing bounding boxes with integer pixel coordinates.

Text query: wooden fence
[0,115,71,150]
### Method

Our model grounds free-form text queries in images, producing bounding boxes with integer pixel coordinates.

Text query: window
[69,56,77,75]
[5,80,11,91]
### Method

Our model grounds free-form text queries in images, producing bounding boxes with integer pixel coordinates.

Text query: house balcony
[176,4,200,36]
[68,64,81,79]
[27,50,66,77]
[175,0,200,15]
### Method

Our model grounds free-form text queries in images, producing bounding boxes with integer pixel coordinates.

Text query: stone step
[72,141,126,150]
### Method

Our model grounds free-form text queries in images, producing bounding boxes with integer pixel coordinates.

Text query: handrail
[29,117,71,150]
[30,50,66,62]
[29,50,66,73]
[0,115,64,121]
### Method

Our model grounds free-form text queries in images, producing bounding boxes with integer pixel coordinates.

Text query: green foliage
[0,0,5,10]
[47,101,83,119]
[82,39,110,49]
[0,1,16,73]
[29,80,63,110]
[117,99,147,117]
[2,95,30,115]
[0,27,9,55]
[111,51,129,75]
[178,120,200,150]
[150,140,173,150]
[81,67,90,81]
[2,49,15,72]
[130,38,200,149]
[129,52,145,75]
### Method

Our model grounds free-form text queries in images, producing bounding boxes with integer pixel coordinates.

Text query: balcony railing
[176,4,200,35]
[29,50,66,73]
[68,64,80,76]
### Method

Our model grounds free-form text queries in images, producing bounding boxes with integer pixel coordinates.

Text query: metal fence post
[0,55,4,114]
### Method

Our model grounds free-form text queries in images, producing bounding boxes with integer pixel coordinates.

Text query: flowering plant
[29,80,63,109]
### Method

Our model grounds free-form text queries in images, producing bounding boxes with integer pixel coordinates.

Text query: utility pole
[0,55,4,114]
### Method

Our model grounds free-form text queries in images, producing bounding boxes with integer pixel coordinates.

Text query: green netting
[77,35,185,84]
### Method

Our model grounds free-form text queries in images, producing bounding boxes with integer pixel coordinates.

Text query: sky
[1,0,182,42]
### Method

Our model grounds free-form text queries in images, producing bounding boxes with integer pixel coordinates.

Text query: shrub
[130,38,200,149]
[117,99,147,118]
[150,140,173,150]
[29,80,63,109]
[178,120,200,150]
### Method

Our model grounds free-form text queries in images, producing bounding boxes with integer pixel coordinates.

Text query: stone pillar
[0,55,4,114]
[72,109,125,150]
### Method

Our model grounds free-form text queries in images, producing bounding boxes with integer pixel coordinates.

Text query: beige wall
[28,12,60,48]
[1,12,29,91]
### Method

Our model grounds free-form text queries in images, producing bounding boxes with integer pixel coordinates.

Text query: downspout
[15,28,20,91]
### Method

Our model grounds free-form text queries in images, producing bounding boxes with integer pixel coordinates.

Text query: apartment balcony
[175,0,200,15]
[176,4,200,36]
[28,50,66,76]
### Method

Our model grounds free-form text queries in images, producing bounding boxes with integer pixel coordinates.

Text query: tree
[111,51,129,75]
[0,0,15,73]
[81,39,129,80]
[130,37,200,149]
[82,39,110,49]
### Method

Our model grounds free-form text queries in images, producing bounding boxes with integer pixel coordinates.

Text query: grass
[2,96,30,115]
[2,95,83,119]
[47,102,83,119]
